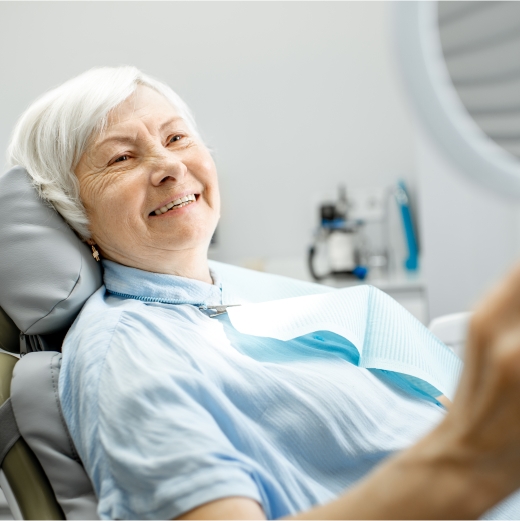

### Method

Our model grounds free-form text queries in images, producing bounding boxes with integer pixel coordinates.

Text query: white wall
[0,1,416,264]
[414,125,520,320]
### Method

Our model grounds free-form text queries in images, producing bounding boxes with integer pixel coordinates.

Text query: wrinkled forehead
[106,85,180,125]
[104,85,181,133]
[87,85,190,151]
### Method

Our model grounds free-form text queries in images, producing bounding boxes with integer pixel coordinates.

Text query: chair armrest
[428,312,472,358]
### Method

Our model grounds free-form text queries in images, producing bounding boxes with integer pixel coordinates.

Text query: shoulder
[63,287,139,360]
[59,289,163,405]
[60,290,218,393]
[63,285,203,352]
[58,291,199,458]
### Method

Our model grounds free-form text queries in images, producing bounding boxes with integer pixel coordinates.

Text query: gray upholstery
[10,351,98,520]
[0,166,101,518]
[0,167,102,335]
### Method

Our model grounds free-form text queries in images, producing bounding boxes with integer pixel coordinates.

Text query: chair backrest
[0,166,103,519]
[0,166,102,352]
[10,351,99,520]
[0,351,64,520]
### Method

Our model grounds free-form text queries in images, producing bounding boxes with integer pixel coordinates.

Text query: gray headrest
[0,167,102,335]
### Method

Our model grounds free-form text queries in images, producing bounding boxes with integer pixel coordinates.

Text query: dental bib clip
[200,304,241,318]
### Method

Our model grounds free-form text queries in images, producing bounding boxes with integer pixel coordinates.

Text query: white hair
[7,66,199,240]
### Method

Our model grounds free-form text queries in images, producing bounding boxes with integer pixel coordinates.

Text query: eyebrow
[96,135,136,148]
[159,116,184,132]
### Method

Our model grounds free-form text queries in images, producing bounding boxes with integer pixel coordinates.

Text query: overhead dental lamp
[394,1,520,198]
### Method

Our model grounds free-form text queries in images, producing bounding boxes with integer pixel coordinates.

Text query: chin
[165,232,213,252]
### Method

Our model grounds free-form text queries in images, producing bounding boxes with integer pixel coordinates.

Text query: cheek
[200,159,219,199]
[212,177,221,212]
[87,178,143,228]
[213,188,221,215]
[107,189,141,222]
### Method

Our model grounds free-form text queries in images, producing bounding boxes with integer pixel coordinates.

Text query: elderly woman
[7,66,520,520]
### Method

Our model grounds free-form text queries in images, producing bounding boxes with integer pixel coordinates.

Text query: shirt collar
[102,260,223,306]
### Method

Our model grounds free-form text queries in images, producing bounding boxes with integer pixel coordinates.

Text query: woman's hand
[437,262,520,506]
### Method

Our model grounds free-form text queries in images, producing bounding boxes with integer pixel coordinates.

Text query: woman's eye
[113,155,129,163]
[169,135,182,143]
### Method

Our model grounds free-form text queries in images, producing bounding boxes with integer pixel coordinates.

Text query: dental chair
[428,312,470,359]
[0,166,102,519]
[0,166,468,520]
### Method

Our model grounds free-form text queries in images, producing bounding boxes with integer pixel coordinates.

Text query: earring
[91,244,100,262]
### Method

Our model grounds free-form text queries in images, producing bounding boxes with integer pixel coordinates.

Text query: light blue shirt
[58,261,515,520]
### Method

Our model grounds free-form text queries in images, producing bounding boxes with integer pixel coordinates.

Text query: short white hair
[7,66,199,240]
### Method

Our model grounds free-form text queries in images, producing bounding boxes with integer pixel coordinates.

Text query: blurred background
[1,1,519,334]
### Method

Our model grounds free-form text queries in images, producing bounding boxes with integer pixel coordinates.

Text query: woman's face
[75,85,220,273]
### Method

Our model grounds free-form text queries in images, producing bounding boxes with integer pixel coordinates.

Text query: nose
[149,149,187,186]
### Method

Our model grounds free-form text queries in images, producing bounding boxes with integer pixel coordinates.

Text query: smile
[151,194,197,216]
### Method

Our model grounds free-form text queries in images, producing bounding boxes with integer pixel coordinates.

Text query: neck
[102,246,213,284]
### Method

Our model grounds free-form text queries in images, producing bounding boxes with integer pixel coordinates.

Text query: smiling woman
[8,66,520,520]
[74,85,220,282]
[7,71,183,230]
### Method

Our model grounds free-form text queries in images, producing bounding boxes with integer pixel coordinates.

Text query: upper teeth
[154,194,196,215]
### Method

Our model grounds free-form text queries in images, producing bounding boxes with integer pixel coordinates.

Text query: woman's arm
[178,497,266,520]
[178,433,489,521]
[179,263,520,520]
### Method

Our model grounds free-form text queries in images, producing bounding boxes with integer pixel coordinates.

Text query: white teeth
[153,194,196,215]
